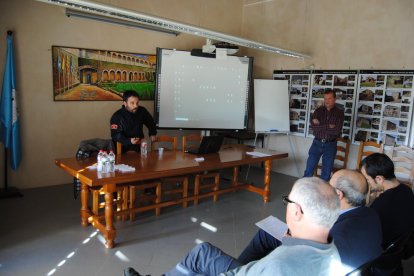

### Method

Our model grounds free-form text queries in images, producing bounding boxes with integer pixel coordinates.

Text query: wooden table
[55,144,288,248]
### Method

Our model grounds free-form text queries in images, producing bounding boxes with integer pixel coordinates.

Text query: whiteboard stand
[245,131,300,182]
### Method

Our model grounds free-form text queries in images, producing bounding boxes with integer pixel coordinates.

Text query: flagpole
[0,31,22,199]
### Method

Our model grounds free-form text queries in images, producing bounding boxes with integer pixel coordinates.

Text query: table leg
[263,160,272,203]
[104,183,117,248]
[80,181,90,226]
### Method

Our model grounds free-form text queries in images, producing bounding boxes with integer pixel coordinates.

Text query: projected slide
[155,48,252,129]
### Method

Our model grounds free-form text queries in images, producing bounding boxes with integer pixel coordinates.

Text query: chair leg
[155,183,161,216]
[194,175,200,206]
[92,189,99,215]
[182,177,188,208]
[129,186,136,222]
[122,187,128,222]
[213,174,219,202]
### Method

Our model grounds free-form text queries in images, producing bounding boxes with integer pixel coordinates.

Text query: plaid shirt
[311,105,344,141]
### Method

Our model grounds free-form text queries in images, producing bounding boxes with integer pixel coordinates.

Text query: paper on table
[246,151,271,157]
[115,164,135,172]
[194,157,205,162]
[255,215,288,240]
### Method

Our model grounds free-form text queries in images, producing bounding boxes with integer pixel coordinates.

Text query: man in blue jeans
[304,89,344,181]
[124,177,342,276]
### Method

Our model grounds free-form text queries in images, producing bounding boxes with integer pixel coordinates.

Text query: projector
[202,40,239,55]
[215,42,239,55]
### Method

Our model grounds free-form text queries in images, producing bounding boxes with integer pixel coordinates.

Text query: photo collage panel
[307,71,357,140]
[273,71,311,136]
[353,71,414,145]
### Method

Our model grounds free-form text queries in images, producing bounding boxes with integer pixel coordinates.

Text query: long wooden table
[55,144,288,248]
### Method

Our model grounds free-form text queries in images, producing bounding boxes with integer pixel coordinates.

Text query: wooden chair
[148,135,188,213]
[125,140,162,220]
[390,145,414,189]
[356,141,384,170]
[315,137,350,177]
[183,134,220,206]
[356,141,384,205]
[90,144,129,221]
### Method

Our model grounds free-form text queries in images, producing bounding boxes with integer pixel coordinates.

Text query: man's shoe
[124,267,142,276]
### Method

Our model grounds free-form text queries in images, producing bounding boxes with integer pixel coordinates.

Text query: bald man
[237,170,382,274]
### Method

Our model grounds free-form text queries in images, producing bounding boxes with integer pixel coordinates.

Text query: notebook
[186,136,224,154]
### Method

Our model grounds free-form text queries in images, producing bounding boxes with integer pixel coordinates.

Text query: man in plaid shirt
[304,90,344,181]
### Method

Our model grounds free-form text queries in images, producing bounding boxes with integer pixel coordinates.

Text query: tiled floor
[0,167,413,276]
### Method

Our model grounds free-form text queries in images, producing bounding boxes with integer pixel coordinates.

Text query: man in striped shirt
[304,90,344,181]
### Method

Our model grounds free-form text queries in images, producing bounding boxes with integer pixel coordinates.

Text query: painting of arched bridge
[52,46,156,101]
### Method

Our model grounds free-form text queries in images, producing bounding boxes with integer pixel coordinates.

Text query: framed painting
[51,46,156,101]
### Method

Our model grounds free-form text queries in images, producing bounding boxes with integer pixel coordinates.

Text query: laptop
[186,136,224,154]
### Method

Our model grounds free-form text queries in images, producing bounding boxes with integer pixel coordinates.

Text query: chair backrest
[390,145,414,189]
[346,229,413,276]
[116,142,122,156]
[151,135,177,151]
[182,134,203,152]
[356,141,384,170]
[334,137,351,169]
[370,229,413,275]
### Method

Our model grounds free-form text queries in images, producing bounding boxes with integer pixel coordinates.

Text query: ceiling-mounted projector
[202,39,239,55]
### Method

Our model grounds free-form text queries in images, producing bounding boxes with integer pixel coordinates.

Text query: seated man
[237,169,383,273]
[125,177,342,276]
[110,90,157,153]
[360,153,414,248]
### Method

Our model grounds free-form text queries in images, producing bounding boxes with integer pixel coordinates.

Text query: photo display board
[273,70,311,136]
[307,70,358,140]
[353,70,414,145]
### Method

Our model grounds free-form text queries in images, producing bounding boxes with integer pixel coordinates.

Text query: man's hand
[131,137,140,144]
[150,135,156,142]
[312,119,320,125]
[328,124,336,129]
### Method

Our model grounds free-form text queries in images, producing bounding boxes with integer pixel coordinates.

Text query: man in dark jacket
[110,90,157,153]
[237,169,382,274]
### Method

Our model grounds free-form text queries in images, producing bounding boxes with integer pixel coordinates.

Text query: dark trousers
[304,139,337,181]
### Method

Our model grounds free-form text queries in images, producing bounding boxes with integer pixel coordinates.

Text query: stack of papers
[115,164,135,172]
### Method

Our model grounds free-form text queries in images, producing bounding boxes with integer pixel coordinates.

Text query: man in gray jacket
[125,177,342,276]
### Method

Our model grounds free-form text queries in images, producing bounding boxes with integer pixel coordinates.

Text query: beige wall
[1,0,414,188]
[0,0,243,189]
[241,0,414,177]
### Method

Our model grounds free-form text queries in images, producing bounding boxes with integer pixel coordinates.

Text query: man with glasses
[236,169,382,274]
[124,177,341,276]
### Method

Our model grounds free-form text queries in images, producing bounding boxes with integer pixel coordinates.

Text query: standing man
[304,89,344,181]
[110,90,157,153]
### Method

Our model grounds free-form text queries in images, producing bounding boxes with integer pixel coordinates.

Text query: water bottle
[140,140,148,155]
[101,151,109,173]
[97,150,104,172]
[108,150,116,173]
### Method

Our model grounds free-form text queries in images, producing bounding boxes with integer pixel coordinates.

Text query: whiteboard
[254,79,289,132]
[155,48,252,129]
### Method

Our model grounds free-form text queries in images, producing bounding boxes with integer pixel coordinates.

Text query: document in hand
[255,215,288,241]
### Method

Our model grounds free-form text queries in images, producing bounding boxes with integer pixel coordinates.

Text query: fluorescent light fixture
[35,0,310,59]
[65,8,180,36]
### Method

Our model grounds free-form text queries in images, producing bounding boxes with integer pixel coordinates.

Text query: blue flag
[0,33,22,170]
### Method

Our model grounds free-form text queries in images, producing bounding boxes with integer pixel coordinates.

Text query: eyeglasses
[282,195,304,214]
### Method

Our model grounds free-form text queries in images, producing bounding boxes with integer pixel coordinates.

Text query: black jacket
[330,206,383,273]
[110,106,157,153]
